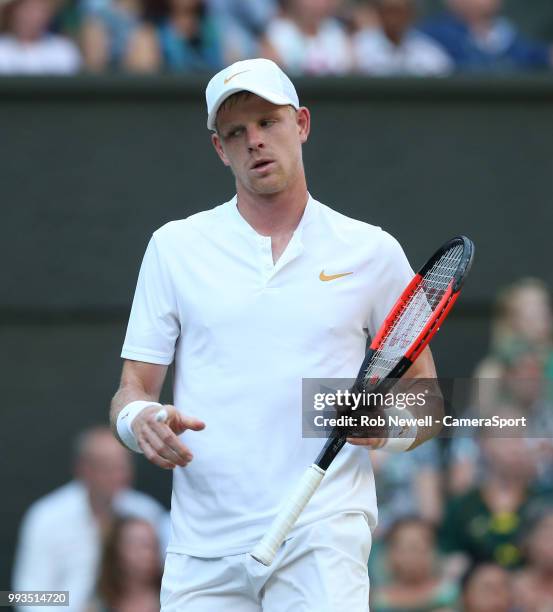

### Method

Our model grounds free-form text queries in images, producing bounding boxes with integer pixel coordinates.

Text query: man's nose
[246,126,264,151]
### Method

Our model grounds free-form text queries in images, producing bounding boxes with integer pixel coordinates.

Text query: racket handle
[250,464,326,566]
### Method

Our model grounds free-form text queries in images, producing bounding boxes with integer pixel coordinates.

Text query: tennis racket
[250,235,474,566]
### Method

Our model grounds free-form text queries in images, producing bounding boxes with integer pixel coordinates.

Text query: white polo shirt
[121,194,413,556]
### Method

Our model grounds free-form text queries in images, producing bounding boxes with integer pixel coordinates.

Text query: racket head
[419,235,474,294]
[357,235,474,391]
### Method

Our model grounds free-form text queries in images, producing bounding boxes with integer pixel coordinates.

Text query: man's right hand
[131,405,205,469]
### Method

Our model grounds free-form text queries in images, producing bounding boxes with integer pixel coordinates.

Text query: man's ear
[212,132,231,167]
[296,107,311,144]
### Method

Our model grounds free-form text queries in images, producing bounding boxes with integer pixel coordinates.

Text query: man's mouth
[251,159,274,171]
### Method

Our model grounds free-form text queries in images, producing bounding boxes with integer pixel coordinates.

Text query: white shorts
[160,512,371,611]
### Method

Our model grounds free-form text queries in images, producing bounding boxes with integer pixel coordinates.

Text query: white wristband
[117,400,162,453]
[382,408,417,453]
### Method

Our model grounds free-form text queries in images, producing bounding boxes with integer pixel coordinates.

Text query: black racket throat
[316,433,346,471]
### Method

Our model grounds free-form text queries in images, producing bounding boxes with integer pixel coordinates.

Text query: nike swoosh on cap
[319,271,353,282]
[224,70,251,84]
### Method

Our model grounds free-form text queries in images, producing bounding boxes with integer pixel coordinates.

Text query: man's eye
[261,119,276,128]
[227,128,242,138]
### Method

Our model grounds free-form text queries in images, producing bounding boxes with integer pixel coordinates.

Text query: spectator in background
[513,510,553,611]
[87,517,162,612]
[207,0,278,64]
[461,562,512,612]
[346,0,379,32]
[499,279,553,352]
[421,0,553,72]
[263,0,353,75]
[12,426,168,612]
[440,434,553,569]
[353,0,452,76]
[149,0,223,72]
[371,517,459,612]
[89,0,224,72]
[0,0,81,74]
[80,0,157,72]
[474,278,553,391]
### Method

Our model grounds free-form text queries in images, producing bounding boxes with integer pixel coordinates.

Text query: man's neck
[235,180,309,238]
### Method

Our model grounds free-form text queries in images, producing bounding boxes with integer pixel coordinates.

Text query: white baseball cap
[205,58,300,131]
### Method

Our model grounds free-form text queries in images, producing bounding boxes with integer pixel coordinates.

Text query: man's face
[212,95,310,196]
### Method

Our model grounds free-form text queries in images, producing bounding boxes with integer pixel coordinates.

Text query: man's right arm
[110,359,205,469]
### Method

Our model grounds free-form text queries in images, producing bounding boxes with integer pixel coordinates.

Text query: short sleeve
[366,232,414,338]
[121,236,180,365]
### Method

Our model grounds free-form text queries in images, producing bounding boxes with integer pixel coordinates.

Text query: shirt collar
[226,193,318,242]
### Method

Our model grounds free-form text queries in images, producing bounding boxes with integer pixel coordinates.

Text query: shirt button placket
[258,236,273,284]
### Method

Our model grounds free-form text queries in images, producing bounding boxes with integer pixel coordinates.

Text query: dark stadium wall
[1,76,552,591]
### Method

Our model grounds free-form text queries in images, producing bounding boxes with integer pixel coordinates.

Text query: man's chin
[248,177,287,195]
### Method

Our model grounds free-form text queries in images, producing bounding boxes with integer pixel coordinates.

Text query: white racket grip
[250,464,326,566]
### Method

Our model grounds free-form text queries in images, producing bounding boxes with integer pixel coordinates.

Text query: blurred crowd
[0,0,553,76]
[10,276,553,612]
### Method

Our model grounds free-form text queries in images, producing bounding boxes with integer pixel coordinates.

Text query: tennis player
[110,58,440,611]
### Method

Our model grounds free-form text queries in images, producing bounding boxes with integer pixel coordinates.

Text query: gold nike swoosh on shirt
[224,70,250,84]
[319,270,353,282]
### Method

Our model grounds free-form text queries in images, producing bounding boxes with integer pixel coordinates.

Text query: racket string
[363,244,464,384]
